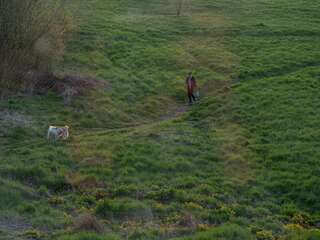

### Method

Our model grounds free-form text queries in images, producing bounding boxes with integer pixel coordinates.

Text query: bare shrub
[0,0,71,96]
[73,213,104,233]
[30,73,102,105]
[54,75,102,105]
[53,75,101,96]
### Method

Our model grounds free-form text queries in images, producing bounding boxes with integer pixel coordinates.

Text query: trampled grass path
[73,103,189,137]
[241,61,320,82]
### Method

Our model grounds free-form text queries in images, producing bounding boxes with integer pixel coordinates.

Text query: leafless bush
[54,75,101,96]
[54,74,102,105]
[25,72,102,104]
[0,0,71,96]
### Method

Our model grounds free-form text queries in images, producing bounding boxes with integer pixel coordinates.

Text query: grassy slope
[0,0,320,239]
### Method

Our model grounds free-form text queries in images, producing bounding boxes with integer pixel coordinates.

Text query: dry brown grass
[31,73,102,105]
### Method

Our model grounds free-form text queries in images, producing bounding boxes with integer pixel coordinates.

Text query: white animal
[47,126,69,141]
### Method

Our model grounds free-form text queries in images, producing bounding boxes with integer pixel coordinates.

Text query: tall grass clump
[0,0,70,95]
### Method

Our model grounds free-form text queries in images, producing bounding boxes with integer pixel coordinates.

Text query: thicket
[0,0,70,96]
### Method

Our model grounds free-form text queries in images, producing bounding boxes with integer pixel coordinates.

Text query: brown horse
[186,72,197,104]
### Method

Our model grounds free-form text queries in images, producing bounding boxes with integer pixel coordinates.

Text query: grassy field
[0,0,320,239]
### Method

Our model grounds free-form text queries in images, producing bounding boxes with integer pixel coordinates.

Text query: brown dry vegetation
[0,0,70,96]
[73,213,104,233]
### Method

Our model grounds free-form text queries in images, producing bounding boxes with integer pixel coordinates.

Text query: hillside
[0,0,320,239]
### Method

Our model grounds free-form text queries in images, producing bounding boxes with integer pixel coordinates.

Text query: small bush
[111,184,140,198]
[280,203,299,217]
[146,188,176,202]
[94,189,108,200]
[67,175,100,193]
[256,230,275,240]
[73,213,104,233]
[78,195,97,208]
[38,185,50,197]
[17,203,36,215]
[184,202,204,211]
[291,212,312,227]
[22,229,42,240]
[95,199,152,221]
[178,212,198,230]
[205,206,235,224]
[44,175,72,193]
[48,196,65,205]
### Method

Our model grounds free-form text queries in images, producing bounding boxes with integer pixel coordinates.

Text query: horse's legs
[188,92,192,103]
[191,93,196,101]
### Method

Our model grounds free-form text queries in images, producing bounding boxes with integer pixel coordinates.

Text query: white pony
[47,126,69,141]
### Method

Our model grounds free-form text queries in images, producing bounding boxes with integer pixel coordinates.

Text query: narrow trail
[73,102,190,137]
[73,77,223,139]
[241,61,320,82]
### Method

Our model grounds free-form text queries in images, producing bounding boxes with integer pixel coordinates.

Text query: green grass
[172,224,254,240]
[0,0,320,239]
